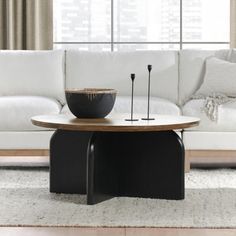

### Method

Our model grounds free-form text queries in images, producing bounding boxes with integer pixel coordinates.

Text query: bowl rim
[65,88,117,94]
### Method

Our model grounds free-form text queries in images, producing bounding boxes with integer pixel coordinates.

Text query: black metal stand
[142,65,155,121]
[125,73,138,121]
[50,129,185,205]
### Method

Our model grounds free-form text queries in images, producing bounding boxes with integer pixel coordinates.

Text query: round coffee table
[32,113,199,205]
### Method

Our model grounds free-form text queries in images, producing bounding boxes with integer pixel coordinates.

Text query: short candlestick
[125,73,139,122]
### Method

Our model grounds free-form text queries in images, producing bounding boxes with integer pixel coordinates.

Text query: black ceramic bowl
[65,88,117,118]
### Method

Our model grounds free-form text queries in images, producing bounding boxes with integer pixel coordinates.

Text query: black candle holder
[125,73,139,122]
[142,65,155,121]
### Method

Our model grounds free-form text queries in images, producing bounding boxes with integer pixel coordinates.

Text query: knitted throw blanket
[191,93,236,121]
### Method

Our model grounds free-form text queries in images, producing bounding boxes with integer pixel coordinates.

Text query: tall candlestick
[142,65,155,121]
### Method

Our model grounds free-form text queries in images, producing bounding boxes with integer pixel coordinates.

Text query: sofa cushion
[183,132,236,150]
[61,96,181,116]
[179,49,230,105]
[0,50,65,104]
[228,49,236,62]
[0,131,54,149]
[0,96,61,131]
[66,50,179,103]
[195,57,236,97]
[182,99,236,131]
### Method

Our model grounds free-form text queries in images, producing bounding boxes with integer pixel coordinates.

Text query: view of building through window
[53,0,230,51]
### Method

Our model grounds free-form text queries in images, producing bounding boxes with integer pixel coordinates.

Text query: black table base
[50,130,185,205]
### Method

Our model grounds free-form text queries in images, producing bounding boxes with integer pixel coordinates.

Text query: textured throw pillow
[195,57,236,97]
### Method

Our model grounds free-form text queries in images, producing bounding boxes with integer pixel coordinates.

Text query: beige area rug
[0,167,236,227]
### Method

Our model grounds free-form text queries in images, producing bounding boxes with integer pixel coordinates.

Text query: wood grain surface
[31,113,200,132]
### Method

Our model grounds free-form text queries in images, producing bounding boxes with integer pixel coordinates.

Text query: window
[53,0,230,51]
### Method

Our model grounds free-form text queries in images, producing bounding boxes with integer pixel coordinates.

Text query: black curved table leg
[87,131,185,205]
[87,133,120,204]
[50,130,92,194]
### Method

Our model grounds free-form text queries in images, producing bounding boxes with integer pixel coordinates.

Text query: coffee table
[31,113,199,205]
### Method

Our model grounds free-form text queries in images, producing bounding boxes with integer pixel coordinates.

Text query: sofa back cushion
[179,49,230,105]
[66,50,179,103]
[0,50,65,104]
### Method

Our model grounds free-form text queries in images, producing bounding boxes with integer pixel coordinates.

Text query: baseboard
[0,150,49,166]
[186,150,236,167]
[0,149,49,156]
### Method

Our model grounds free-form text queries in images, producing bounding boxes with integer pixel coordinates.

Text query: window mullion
[111,0,114,51]
[180,0,183,50]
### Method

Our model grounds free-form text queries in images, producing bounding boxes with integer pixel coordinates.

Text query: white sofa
[0,49,235,168]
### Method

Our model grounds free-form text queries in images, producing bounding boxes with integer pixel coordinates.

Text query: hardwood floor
[126,228,236,236]
[0,227,236,236]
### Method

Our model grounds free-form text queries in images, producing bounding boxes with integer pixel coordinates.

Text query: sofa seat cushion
[183,131,236,150]
[0,131,54,149]
[61,96,181,116]
[182,99,236,131]
[0,96,61,131]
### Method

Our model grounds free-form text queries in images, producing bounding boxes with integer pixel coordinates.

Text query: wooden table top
[31,113,200,132]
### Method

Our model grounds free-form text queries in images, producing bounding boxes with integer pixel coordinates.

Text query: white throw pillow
[195,57,236,97]
[0,50,65,104]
